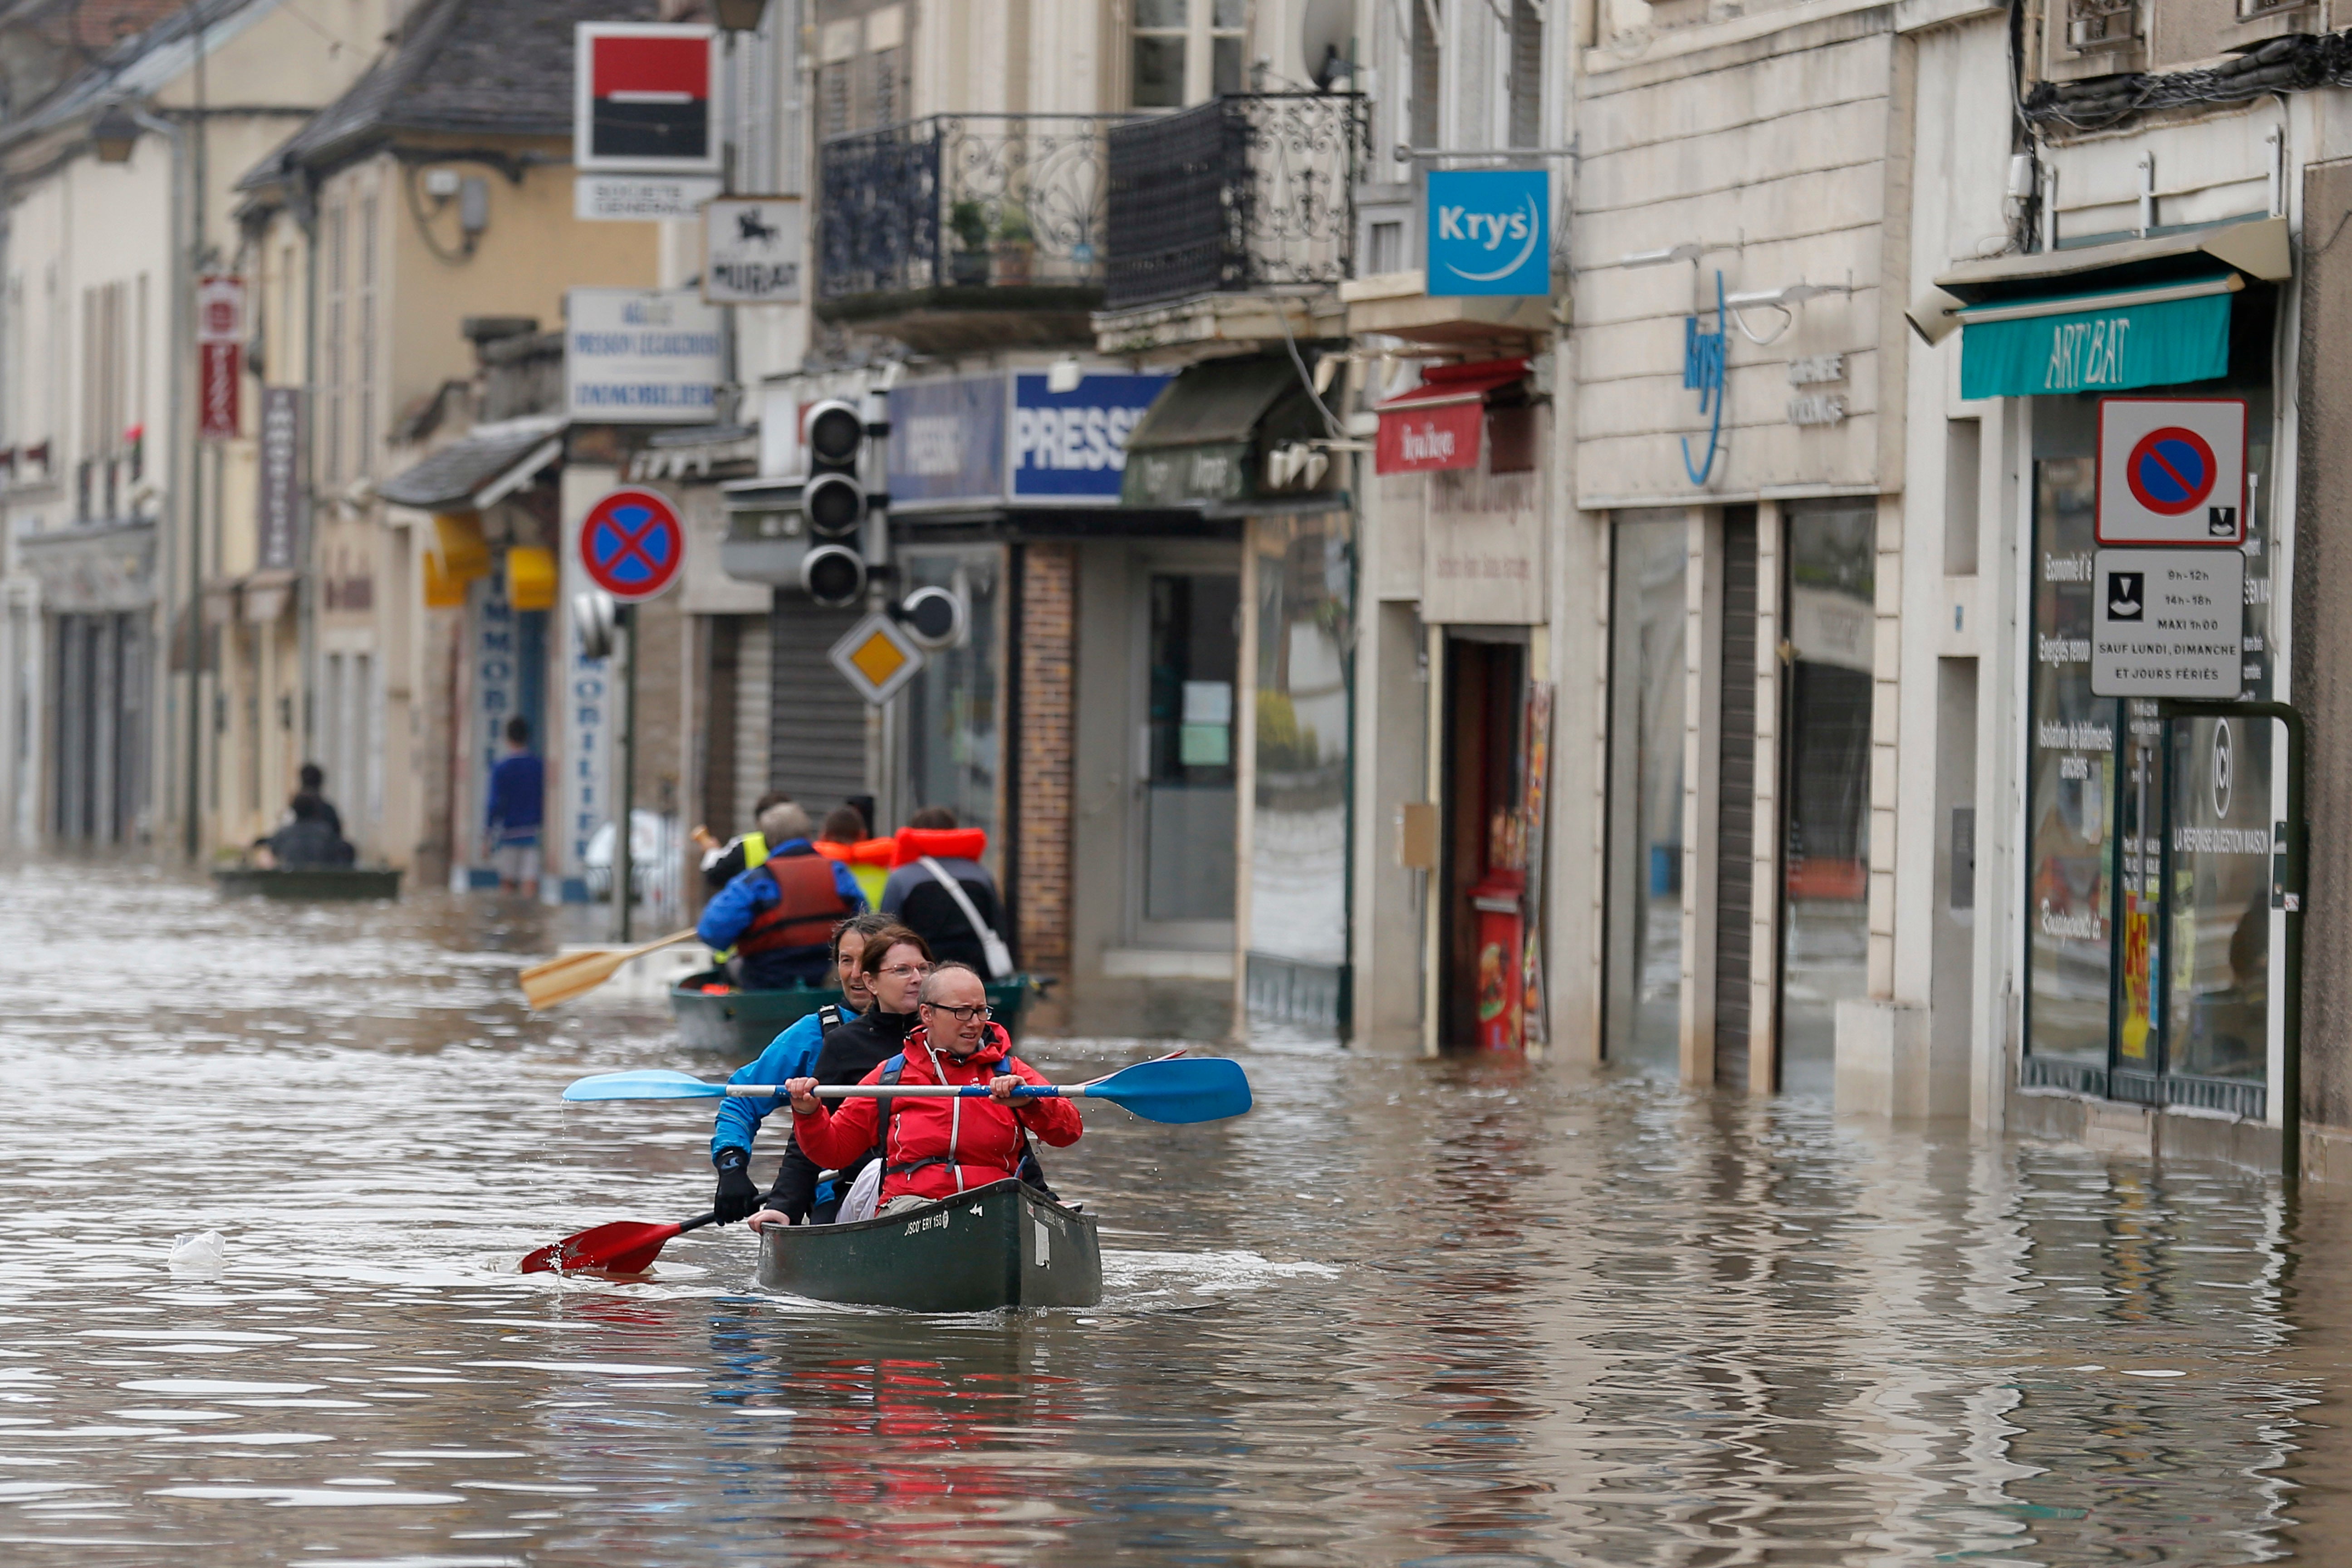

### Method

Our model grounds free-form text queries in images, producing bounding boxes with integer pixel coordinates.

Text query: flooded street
[5,858,2352,1565]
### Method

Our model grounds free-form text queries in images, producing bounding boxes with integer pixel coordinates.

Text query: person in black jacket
[762,925,931,1224]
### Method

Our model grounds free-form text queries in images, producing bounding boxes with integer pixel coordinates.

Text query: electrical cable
[401,161,472,265]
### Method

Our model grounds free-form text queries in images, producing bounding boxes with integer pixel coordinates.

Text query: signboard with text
[2090,547,2244,698]
[565,288,721,422]
[255,387,305,570]
[1009,372,1168,499]
[1425,169,1550,297]
[197,274,244,440]
[704,197,804,303]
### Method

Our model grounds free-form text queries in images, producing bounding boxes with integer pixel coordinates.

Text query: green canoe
[757,1178,1102,1311]
[213,866,402,901]
[668,968,1037,1058]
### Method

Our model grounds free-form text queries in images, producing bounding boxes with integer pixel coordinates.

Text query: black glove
[713,1147,761,1222]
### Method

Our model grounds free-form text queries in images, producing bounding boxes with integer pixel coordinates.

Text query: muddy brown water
[4,857,2352,1565]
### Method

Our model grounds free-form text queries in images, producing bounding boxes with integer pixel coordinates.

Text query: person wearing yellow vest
[693,788,789,892]
[697,800,869,988]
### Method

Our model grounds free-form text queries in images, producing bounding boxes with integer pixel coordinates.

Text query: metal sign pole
[2161,698,2304,1191]
[616,604,638,944]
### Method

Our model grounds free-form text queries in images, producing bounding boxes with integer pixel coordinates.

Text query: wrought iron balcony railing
[817,113,1132,303]
[1105,92,1365,313]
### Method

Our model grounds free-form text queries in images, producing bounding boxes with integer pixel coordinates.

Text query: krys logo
[1426,169,1549,296]
[1434,199,1542,282]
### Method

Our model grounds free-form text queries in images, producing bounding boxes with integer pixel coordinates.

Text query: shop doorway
[1440,632,1527,1048]
[1130,566,1239,947]
[1777,502,1877,1096]
[1603,513,1688,1074]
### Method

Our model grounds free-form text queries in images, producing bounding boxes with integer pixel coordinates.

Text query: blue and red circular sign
[580,487,684,602]
[2124,426,2218,517]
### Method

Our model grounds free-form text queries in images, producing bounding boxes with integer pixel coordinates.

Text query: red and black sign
[575,24,718,172]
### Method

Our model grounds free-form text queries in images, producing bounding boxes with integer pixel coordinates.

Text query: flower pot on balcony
[992,240,1035,286]
[950,249,992,287]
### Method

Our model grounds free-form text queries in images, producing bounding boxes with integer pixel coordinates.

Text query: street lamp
[91,103,141,163]
[711,0,769,29]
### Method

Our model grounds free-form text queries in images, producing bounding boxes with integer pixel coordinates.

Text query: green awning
[1956,275,2237,400]
[1121,355,1325,507]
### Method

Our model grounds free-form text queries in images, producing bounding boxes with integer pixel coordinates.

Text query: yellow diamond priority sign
[828,611,926,705]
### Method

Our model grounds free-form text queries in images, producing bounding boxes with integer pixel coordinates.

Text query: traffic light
[799,398,868,607]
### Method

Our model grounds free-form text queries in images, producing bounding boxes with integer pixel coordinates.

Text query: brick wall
[1016,543,1077,975]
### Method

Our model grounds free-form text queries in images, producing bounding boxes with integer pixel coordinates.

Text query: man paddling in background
[750,962,1080,1224]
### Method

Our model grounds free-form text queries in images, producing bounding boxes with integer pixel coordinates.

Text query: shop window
[1779,502,1876,1090]
[897,548,1004,871]
[2023,387,2277,1117]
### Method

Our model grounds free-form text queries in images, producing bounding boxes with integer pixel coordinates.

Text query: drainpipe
[296,167,319,778]
[118,104,192,859]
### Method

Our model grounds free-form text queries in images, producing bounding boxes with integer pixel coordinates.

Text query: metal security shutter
[768,597,867,813]
[1714,510,1759,1089]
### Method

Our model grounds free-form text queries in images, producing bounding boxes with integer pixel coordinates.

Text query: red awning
[1374,358,1529,475]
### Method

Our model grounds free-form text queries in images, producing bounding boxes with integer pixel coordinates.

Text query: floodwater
[5,859,2352,1566]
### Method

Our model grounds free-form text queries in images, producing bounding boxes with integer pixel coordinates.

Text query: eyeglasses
[924,1002,993,1024]
[878,962,931,980]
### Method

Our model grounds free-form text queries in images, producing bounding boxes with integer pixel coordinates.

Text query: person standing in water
[483,715,544,894]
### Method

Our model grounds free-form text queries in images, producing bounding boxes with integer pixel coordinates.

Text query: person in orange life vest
[879,805,1006,974]
[811,802,893,908]
[697,799,867,988]
[779,962,1081,1216]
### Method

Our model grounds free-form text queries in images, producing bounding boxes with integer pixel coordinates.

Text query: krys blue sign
[1426,169,1550,297]
[1012,372,1171,500]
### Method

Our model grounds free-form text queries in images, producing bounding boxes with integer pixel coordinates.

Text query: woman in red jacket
[784,961,1081,1214]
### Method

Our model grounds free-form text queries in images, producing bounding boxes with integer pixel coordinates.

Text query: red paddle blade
[519,1219,683,1275]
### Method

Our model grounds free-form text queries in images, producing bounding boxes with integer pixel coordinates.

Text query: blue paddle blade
[1083,1057,1252,1124]
[562,1069,726,1102]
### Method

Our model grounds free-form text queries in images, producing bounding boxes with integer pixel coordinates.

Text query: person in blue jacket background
[697,800,868,987]
[710,912,896,1224]
[483,716,544,893]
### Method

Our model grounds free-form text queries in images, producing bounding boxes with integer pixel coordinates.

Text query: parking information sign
[2097,397,2247,545]
[2090,547,2244,698]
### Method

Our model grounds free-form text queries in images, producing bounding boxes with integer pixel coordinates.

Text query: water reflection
[1,857,2349,1563]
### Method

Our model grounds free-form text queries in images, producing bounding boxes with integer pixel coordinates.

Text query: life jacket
[869,1049,1056,1199]
[741,831,770,871]
[891,826,988,867]
[736,852,854,956]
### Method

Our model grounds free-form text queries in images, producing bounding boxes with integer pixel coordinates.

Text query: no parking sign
[579,486,686,602]
[2097,397,2246,546]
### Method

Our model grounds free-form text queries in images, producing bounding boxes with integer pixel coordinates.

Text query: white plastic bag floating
[838,1162,882,1225]
[168,1230,226,1278]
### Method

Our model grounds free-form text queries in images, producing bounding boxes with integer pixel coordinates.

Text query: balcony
[1101,92,1364,334]
[816,113,1130,353]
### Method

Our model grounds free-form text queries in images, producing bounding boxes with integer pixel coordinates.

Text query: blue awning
[1956,274,2238,401]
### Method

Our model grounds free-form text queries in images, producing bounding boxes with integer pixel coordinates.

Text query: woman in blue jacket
[708,912,896,1223]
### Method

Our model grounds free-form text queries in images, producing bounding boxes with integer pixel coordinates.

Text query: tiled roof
[270,0,664,176]
[377,414,565,512]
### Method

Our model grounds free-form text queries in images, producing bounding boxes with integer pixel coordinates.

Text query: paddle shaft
[729,1083,1091,1100]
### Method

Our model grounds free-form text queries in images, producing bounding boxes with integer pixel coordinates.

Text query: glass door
[1133,567,1239,945]
[1603,514,1688,1073]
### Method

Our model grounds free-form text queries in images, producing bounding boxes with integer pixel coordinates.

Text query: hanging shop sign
[255,387,305,571]
[579,486,686,602]
[565,288,722,422]
[703,196,804,303]
[1375,359,1528,475]
[2089,546,2244,698]
[575,24,719,174]
[1009,372,1170,500]
[1425,169,1550,297]
[2096,397,2247,546]
[197,274,244,440]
